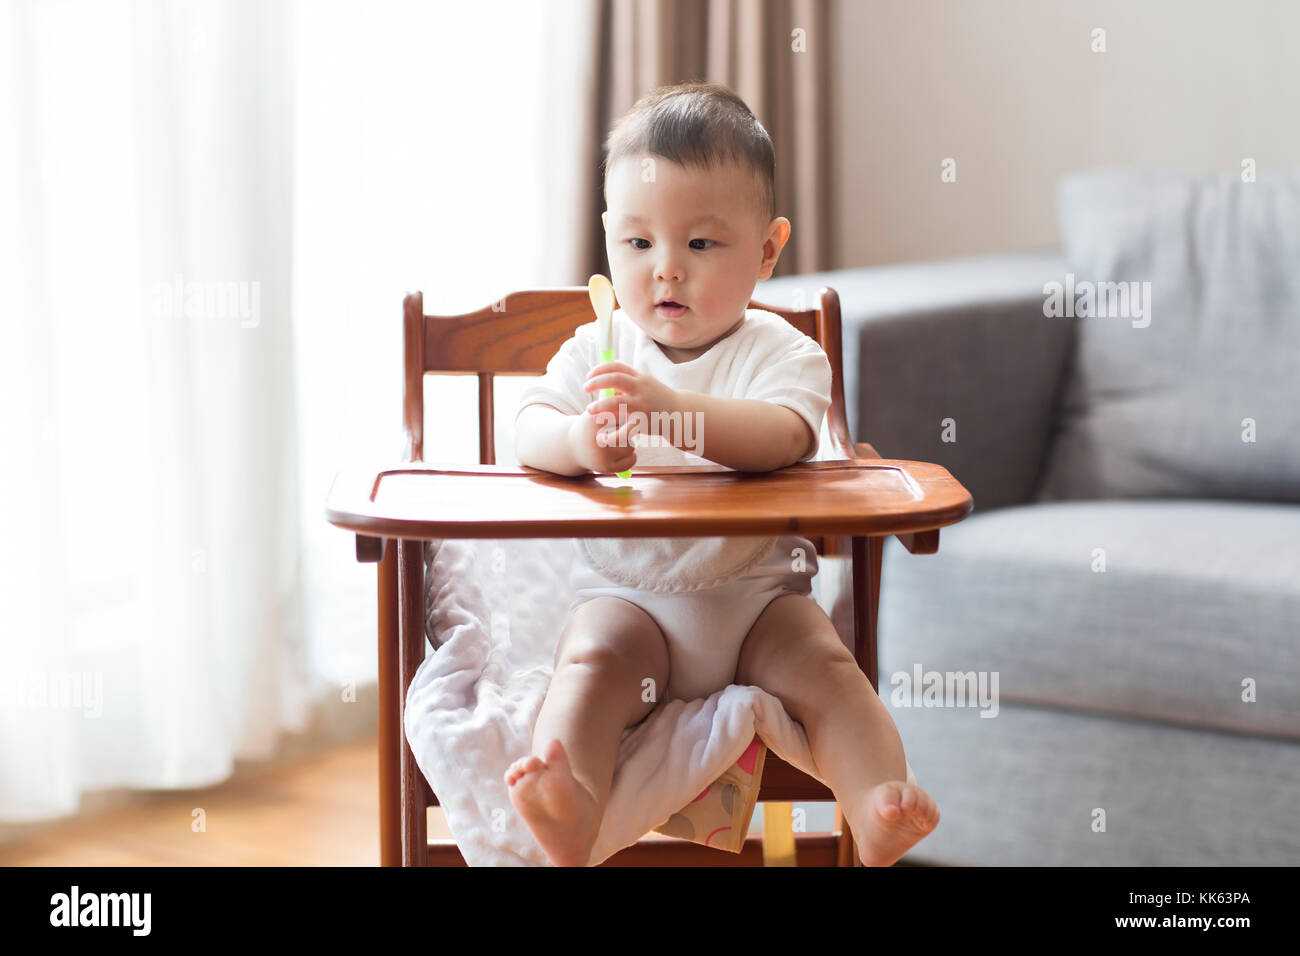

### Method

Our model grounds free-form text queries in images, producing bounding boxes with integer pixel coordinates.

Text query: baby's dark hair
[602,81,776,225]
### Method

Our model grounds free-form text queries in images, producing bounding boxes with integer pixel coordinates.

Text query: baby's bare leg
[735,594,939,866]
[504,596,669,866]
[532,596,669,802]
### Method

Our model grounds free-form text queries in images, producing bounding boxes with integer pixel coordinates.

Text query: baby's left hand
[583,362,678,444]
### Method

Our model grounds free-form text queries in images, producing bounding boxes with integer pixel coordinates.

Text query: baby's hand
[581,362,678,449]
[568,408,637,475]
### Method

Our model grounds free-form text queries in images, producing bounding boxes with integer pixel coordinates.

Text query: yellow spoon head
[587,274,614,321]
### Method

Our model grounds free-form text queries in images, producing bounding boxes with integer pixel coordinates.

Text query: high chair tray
[325,458,972,541]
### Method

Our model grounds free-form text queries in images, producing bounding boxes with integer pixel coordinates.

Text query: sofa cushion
[878,499,1300,741]
[1035,171,1300,503]
[890,699,1300,865]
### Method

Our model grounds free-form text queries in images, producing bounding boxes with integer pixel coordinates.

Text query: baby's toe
[505,755,541,782]
[921,792,940,824]
[900,784,919,813]
[874,782,904,817]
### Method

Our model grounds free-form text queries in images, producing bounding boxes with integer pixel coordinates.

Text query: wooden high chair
[348,285,966,866]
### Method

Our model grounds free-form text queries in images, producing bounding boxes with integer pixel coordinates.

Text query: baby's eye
[628,238,651,250]
[689,238,714,250]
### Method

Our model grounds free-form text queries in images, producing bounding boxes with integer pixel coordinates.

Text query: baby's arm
[516,404,584,476]
[515,403,638,476]
[672,391,812,473]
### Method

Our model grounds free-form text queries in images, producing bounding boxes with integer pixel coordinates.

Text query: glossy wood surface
[397,539,428,867]
[376,545,400,866]
[326,458,971,541]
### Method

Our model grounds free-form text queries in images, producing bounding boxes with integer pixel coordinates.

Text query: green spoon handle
[598,346,630,479]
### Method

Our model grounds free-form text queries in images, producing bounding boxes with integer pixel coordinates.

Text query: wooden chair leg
[869,536,883,687]
[761,801,798,866]
[397,538,428,866]
[851,536,881,691]
[835,804,863,866]
[377,540,401,866]
[839,535,882,867]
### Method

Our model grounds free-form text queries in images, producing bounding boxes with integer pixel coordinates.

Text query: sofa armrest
[757,251,1072,513]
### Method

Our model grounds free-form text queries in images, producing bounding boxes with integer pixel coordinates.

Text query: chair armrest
[817,436,932,554]
[355,439,423,562]
[759,251,1072,512]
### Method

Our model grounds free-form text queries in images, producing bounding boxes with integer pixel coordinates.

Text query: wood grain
[327,457,971,541]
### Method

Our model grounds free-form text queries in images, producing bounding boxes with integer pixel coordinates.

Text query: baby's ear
[601,211,608,231]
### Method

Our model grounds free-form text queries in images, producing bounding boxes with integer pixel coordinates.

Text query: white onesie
[515,306,834,701]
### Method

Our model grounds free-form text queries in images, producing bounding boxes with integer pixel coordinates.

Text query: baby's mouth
[656,300,688,317]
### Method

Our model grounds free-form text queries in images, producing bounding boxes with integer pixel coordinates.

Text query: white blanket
[403,535,896,866]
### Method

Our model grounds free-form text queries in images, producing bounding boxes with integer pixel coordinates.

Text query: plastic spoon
[587,274,630,479]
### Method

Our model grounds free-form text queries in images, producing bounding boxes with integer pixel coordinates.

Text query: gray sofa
[756,171,1300,865]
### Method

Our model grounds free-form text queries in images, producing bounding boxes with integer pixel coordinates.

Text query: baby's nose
[654,259,682,283]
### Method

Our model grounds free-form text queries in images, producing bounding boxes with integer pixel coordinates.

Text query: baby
[506,82,939,866]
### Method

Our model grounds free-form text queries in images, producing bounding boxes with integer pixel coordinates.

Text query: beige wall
[829,0,1300,267]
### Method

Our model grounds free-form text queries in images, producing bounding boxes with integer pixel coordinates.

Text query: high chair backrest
[401,286,858,466]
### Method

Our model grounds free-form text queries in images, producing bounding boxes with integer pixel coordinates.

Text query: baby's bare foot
[847,780,940,867]
[503,738,602,867]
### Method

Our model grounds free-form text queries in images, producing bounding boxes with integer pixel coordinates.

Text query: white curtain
[0,0,559,823]
[0,0,307,821]
[290,0,554,689]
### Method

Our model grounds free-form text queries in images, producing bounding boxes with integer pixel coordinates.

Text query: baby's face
[603,154,789,361]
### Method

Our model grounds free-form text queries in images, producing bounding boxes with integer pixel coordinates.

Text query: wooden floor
[0,738,445,866]
[1,737,938,866]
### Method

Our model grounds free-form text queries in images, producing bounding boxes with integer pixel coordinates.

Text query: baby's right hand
[569,410,637,475]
